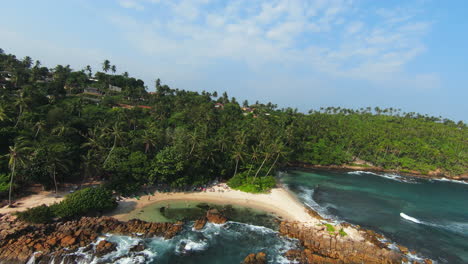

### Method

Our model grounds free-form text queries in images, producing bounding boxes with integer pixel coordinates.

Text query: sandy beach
[0,191,65,214]
[0,184,364,242]
[108,184,316,224]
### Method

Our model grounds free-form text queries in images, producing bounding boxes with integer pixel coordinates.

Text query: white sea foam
[400,213,422,224]
[348,171,419,184]
[176,238,208,253]
[433,177,468,185]
[229,221,277,235]
[297,186,340,221]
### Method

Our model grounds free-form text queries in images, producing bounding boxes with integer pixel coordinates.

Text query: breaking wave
[347,171,419,184]
[400,213,422,224]
[32,221,299,264]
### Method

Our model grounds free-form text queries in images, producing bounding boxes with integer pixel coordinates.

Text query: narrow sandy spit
[109,184,317,225]
[109,184,365,241]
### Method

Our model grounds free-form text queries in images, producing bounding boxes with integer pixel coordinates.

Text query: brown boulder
[130,242,145,252]
[46,237,57,247]
[193,217,207,230]
[95,240,117,257]
[60,235,77,247]
[206,209,227,224]
[397,245,409,254]
[243,252,267,264]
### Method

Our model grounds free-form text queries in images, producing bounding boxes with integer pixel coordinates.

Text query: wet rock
[397,245,409,254]
[206,208,227,224]
[129,242,145,252]
[95,240,117,257]
[0,215,183,263]
[243,252,267,264]
[279,222,403,264]
[193,217,207,230]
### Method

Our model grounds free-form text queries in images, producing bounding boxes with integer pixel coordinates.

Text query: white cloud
[109,0,436,89]
[118,0,145,11]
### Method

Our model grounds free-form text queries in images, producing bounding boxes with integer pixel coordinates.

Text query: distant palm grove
[0,48,467,203]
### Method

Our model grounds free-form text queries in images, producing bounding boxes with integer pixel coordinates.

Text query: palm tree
[85,65,92,78]
[45,146,71,195]
[231,145,246,178]
[265,141,288,177]
[142,130,156,154]
[14,92,28,128]
[102,123,125,164]
[111,65,116,75]
[33,120,46,139]
[252,151,270,183]
[4,139,31,206]
[102,60,111,73]
[0,105,9,122]
[52,122,72,136]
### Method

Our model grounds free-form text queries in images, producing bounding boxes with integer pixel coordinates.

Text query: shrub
[52,186,117,219]
[339,228,347,237]
[325,223,335,233]
[228,172,276,193]
[16,205,54,224]
[0,173,10,197]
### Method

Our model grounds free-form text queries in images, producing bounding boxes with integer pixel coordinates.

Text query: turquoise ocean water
[281,169,468,263]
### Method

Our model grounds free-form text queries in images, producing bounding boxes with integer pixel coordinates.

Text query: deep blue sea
[281,169,468,264]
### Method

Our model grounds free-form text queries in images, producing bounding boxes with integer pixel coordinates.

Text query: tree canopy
[0,48,466,200]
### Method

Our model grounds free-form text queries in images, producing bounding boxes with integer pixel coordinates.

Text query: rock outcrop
[243,252,267,264]
[95,240,117,257]
[0,215,183,264]
[279,221,403,264]
[193,217,207,230]
[206,208,227,224]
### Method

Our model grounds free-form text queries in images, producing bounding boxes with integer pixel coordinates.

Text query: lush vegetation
[0,48,466,203]
[16,187,116,223]
[16,204,54,224]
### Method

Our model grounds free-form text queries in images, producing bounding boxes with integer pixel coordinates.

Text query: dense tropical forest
[0,48,467,204]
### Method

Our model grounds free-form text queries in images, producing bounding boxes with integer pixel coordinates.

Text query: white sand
[110,184,319,225]
[1,184,364,242]
[0,191,65,214]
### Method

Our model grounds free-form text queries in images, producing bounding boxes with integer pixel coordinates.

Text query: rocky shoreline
[287,161,468,181]
[0,208,433,264]
[279,221,434,264]
[0,214,183,264]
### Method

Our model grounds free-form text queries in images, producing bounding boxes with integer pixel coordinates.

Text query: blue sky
[1,0,467,121]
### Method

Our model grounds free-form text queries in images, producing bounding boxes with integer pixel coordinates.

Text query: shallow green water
[125,200,280,230]
[281,169,468,263]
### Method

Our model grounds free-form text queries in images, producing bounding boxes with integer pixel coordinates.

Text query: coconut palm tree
[102,60,111,73]
[4,139,31,206]
[52,122,74,136]
[265,141,288,177]
[102,123,125,165]
[13,92,28,128]
[252,151,270,183]
[231,145,246,178]
[142,130,156,154]
[111,65,116,75]
[85,65,92,78]
[0,105,9,122]
[45,146,71,195]
[33,120,46,139]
